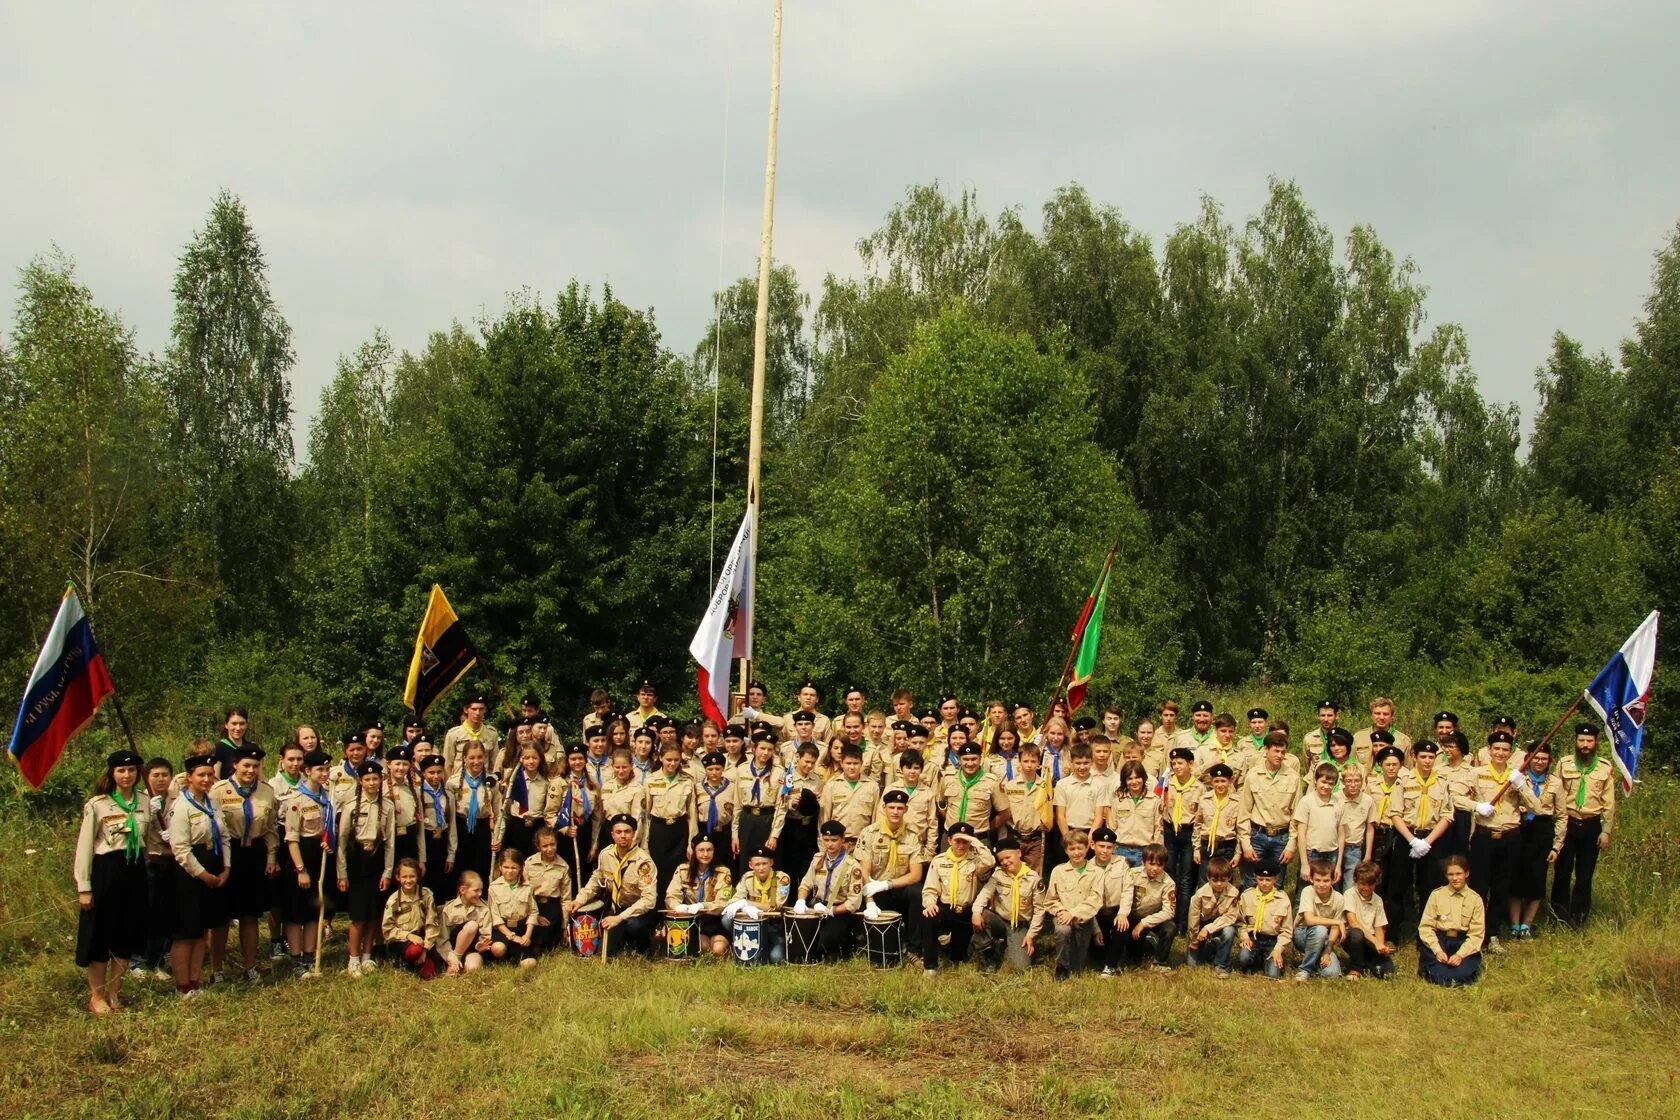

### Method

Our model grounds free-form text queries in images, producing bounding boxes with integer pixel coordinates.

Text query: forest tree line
[1,181,1675,772]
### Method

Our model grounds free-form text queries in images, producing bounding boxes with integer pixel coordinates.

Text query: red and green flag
[1064,550,1116,712]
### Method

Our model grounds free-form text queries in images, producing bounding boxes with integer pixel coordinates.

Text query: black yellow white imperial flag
[403,584,477,716]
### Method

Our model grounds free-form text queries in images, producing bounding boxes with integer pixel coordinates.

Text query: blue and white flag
[1583,609,1659,793]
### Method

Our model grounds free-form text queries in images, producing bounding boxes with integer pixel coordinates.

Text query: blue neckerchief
[232,779,256,833]
[1043,746,1063,783]
[997,751,1017,781]
[633,756,652,784]
[511,767,530,813]
[463,772,485,833]
[697,868,712,902]
[182,790,222,852]
[1524,771,1544,822]
[298,782,334,845]
[749,760,771,801]
[587,753,610,790]
[704,778,729,832]
[821,852,843,903]
[421,781,446,829]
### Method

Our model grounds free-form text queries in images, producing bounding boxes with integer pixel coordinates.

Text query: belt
[360,841,377,852]
[1374,823,1395,832]
[658,815,681,825]
[396,824,416,836]
[743,806,771,815]
[1252,824,1289,837]
[428,827,446,838]
[1566,813,1603,824]
[1480,825,1518,839]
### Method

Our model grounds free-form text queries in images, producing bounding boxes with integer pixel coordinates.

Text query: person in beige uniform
[1300,699,1341,769]
[415,751,457,903]
[1108,761,1161,866]
[500,740,556,861]
[73,749,158,1013]
[644,745,698,901]
[1468,731,1540,951]
[566,814,658,957]
[732,732,781,871]
[884,749,940,861]
[381,857,440,979]
[856,789,928,955]
[281,748,335,978]
[1088,827,1133,975]
[1292,860,1345,980]
[1040,828,1103,980]
[1000,745,1051,873]
[1352,698,1412,770]
[1185,856,1241,974]
[168,751,230,996]
[440,870,494,974]
[1235,862,1293,978]
[1052,744,1108,846]
[487,849,537,968]
[781,680,831,743]
[336,761,395,976]
[819,745,880,840]
[794,821,867,959]
[442,695,500,777]
[1391,740,1455,923]
[1192,764,1240,877]
[1552,723,1617,926]
[973,837,1041,973]
[666,831,735,956]
[524,827,574,955]
[625,680,666,733]
[919,823,995,974]
[1119,843,1177,971]
[1238,734,1300,889]
[937,741,1005,842]
[1510,740,1567,939]
[1342,860,1394,979]
[264,741,307,961]
[208,744,280,984]
[1418,854,1485,986]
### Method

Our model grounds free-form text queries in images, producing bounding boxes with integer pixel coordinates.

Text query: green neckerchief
[1575,752,1597,809]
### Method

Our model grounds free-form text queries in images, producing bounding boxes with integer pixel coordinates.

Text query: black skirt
[76,850,148,966]
[1512,815,1555,899]
[283,836,329,925]
[501,817,537,862]
[224,841,272,920]
[173,844,227,939]
[146,856,176,941]
[456,818,493,892]
[647,818,689,901]
[393,826,421,869]
[421,828,452,901]
[342,844,387,924]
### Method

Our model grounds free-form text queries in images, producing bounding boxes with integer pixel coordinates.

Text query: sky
[3,1,1676,450]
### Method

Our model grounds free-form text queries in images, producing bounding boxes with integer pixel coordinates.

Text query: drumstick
[312,829,330,976]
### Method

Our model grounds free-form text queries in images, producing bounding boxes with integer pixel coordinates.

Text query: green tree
[1528,332,1633,510]
[164,191,297,633]
[692,264,811,439]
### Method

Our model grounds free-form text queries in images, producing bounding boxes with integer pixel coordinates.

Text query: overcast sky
[3,2,1676,449]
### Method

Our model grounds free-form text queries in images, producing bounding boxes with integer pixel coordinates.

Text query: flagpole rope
[707,23,734,588]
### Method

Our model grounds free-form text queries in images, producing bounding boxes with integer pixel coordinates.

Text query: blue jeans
[1339,845,1364,892]
[1292,924,1342,977]
[1187,925,1235,970]
[1244,829,1290,889]
[1237,933,1283,977]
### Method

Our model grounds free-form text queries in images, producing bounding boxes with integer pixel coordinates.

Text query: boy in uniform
[1392,739,1454,921]
[1192,763,1240,883]
[1193,712,1240,785]
[819,744,881,842]
[1237,733,1300,889]
[1342,860,1394,979]
[1468,730,1538,952]
[793,821,865,960]
[1368,744,1410,930]
[565,814,657,957]
[857,789,926,955]
[1292,859,1344,980]
[1185,855,1241,975]
[1118,843,1176,971]
[1552,722,1617,927]
[1236,862,1293,978]
[1052,744,1109,849]
[1087,827,1132,976]
[1293,763,1344,875]
[973,837,1041,972]
[1039,827,1103,980]
[919,823,995,973]
[1159,747,1200,928]
[999,745,1050,873]
[1300,699,1340,770]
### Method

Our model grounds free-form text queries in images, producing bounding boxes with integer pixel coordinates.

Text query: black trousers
[1163,824,1195,928]
[921,904,975,969]
[1470,827,1518,937]
[1345,927,1395,977]
[735,810,773,877]
[1120,919,1177,967]
[874,884,925,954]
[1550,816,1603,925]
[1372,828,1409,930]
[1094,907,1125,969]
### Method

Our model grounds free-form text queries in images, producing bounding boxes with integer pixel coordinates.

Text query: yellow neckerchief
[944,848,965,905]
[1208,791,1230,851]
[1005,864,1030,924]
[1376,776,1399,820]
[1031,775,1054,828]
[1252,887,1276,933]
[1414,768,1439,822]
[880,822,904,877]
[609,847,632,905]
[750,872,776,905]
[1170,773,1197,827]
[1488,763,1512,808]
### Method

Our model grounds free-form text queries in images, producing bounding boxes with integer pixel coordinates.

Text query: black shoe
[1054,966,1070,981]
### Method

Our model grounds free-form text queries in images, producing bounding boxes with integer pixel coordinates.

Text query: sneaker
[1486,937,1506,955]
[1295,971,1310,982]
[244,968,261,983]
[129,964,148,979]
[923,968,937,978]
[1214,969,1230,980]
[1151,964,1172,974]
[1099,967,1116,978]
[347,959,362,978]
[359,956,377,972]
[293,964,316,980]
[937,933,951,947]
[1346,971,1361,981]
[153,968,171,983]
[206,970,224,987]
[179,988,201,1000]
[270,941,287,961]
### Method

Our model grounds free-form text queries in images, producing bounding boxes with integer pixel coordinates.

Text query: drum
[570,901,604,958]
[731,915,765,966]
[662,910,698,962]
[783,911,824,965]
[863,910,904,969]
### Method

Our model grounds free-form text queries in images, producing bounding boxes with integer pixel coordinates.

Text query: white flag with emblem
[689,504,755,727]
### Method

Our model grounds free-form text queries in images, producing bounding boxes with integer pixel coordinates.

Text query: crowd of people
[69,682,1620,1013]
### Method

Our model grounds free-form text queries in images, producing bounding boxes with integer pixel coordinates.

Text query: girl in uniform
[381,857,441,979]
[1509,740,1566,940]
[1109,761,1161,867]
[523,827,574,954]
[336,760,395,977]
[168,750,230,996]
[487,849,537,967]
[440,869,493,974]
[629,726,657,784]
[556,744,598,887]
[208,745,279,984]
[599,750,645,857]
[385,745,422,877]
[447,742,500,893]
[645,744,697,901]
[73,749,156,1013]
[501,740,553,861]
[415,748,456,902]
[665,830,733,956]
[281,748,334,978]
[141,757,176,979]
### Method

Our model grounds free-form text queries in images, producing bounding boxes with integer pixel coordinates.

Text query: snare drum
[662,910,698,962]
[731,915,765,966]
[863,909,904,969]
[783,911,824,965]
[570,901,604,958]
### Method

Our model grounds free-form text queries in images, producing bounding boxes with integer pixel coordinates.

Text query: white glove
[684,902,703,915]
[742,903,761,920]
[150,794,164,814]
[813,902,831,915]
[863,879,890,898]
[1408,838,1430,859]
[793,898,808,914]
[1475,802,1495,818]
[741,706,759,719]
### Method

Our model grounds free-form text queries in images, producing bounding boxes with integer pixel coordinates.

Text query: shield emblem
[418,642,438,674]
[667,922,690,957]
[571,913,602,957]
[732,918,761,963]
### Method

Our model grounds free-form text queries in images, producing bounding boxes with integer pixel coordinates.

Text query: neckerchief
[422,781,446,829]
[1574,753,1596,809]
[232,779,257,835]
[182,789,221,853]
[463,771,485,833]
[298,782,334,846]
[110,787,143,862]
[703,778,729,832]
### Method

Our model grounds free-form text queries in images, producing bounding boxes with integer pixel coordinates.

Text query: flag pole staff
[1533,693,1587,756]
[737,0,782,701]
[69,579,142,758]
[1042,537,1122,718]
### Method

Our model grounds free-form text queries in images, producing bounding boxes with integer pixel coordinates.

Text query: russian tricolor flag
[1584,609,1659,793]
[7,587,114,789]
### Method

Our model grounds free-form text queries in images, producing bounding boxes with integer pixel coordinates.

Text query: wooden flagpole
[1041,536,1123,718]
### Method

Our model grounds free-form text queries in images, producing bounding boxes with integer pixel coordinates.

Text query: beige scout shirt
[920,841,997,910]
[1418,883,1485,957]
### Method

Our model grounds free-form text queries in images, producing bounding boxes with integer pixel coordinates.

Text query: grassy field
[2,777,1677,1120]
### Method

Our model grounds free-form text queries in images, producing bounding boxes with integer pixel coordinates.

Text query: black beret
[106,749,143,769]
[363,720,385,733]
[723,723,747,738]
[1369,729,1395,745]
[993,836,1021,852]
[635,680,655,692]
[907,725,930,739]
[892,720,917,733]
[1072,716,1097,731]
[468,694,490,706]
[746,679,767,694]
[302,749,333,768]
[749,846,775,861]
[701,752,726,768]
[939,693,958,705]
[959,708,978,722]
[1412,740,1439,755]
[608,813,638,830]
[386,744,413,762]
[586,723,608,738]
[1254,861,1281,878]
[341,731,364,747]
[1374,746,1405,764]
[520,692,541,706]
[403,716,424,731]
[842,685,865,698]
[1492,715,1516,728]
[1206,763,1234,779]
[819,821,847,837]
[792,710,816,725]
[234,745,265,762]
[1432,711,1458,725]
[799,679,821,695]
[1190,700,1214,714]
[1487,730,1514,745]
[1574,723,1598,738]
[359,760,384,776]
[1091,826,1118,843]
[946,822,976,839]
[419,753,446,770]
[1246,708,1268,721]
[881,789,909,805]
[1169,746,1194,762]
[751,729,777,744]
[957,741,981,757]
[1329,728,1354,747]
[1315,699,1340,711]
[183,752,218,772]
